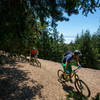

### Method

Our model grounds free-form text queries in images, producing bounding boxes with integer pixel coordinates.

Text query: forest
[0,1,100,100]
[0,0,100,69]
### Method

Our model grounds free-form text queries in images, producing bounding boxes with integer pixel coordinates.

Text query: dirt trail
[1,59,100,100]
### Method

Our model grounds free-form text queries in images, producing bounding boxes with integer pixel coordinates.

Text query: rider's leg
[61,63,67,79]
[34,54,37,63]
[30,54,35,62]
[62,63,66,72]
[67,63,72,74]
[67,63,73,83]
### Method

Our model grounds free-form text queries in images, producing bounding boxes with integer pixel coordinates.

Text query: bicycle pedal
[62,74,65,79]
[70,79,73,83]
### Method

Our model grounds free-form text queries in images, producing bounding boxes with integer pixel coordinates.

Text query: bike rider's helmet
[33,47,36,50]
[74,50,82,56]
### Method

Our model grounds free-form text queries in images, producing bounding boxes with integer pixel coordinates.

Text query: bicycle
[57,67,91,97]
[30,57,41,68]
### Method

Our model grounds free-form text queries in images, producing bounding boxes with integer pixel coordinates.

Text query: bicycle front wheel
[30,59,34,65]
[35,59,41,68]
[75,79,91,97]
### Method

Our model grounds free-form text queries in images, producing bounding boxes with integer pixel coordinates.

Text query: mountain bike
[57,67,91,97]
[30,57,41,68]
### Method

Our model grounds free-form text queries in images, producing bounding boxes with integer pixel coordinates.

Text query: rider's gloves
[78,64,81,68]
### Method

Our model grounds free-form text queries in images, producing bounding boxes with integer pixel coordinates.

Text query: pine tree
[79,30,97,68]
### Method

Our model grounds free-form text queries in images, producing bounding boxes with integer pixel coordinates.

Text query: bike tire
[74,74,80,80]
[36,59,41,68]
[57,69,65,82]
[30,59,34,65]
[74,79,91,97]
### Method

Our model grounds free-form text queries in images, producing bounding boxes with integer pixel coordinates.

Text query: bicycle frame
[58,67,90,97]
[64,67,80,82]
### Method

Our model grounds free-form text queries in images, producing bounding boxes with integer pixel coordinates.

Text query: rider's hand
[78,64,81,68]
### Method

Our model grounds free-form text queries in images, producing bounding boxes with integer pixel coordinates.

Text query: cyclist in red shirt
[30,47,38,59]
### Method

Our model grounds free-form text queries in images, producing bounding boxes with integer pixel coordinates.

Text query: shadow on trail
[59,79,91,100]
[0,65,44,100]
[66,90,88,100]
[0,55,17,66]
[60,82,88,100]
[60,81,74,92]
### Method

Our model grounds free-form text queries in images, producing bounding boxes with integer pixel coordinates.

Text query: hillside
[0,59,100,100]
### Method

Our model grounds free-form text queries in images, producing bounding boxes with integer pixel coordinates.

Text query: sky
[57,8,100,44]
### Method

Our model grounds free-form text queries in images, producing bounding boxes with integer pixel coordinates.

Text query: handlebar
[73,67,82,72]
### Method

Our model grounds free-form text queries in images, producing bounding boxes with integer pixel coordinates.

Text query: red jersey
[31,49,37,55]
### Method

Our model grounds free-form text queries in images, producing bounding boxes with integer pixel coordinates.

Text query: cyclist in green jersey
[62,50,82,82]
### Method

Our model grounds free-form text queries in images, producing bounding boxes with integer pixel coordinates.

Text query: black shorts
[31,54,35,58]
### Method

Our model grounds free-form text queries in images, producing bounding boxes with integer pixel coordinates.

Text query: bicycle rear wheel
[75,79,91,97]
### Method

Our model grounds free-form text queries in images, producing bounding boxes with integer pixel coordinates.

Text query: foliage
[96,26,100,54]
[66,90,88,100]
[68,30,99,68]
[79,31,97,68]
[66,91,100,100]
[0,0,100,64]
[92,93,100,100]
[29,0,100,25]
[36,27,67,62]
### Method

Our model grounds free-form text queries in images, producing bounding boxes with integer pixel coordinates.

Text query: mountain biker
[62,50,82,82]
[30,47,38,60]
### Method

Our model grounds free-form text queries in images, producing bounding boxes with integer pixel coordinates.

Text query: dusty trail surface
[0,59,100,100]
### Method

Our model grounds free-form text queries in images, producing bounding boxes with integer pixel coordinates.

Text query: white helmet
[74,50,82,56]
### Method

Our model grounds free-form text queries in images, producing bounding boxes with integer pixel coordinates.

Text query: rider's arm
[76,58,79,65]
[77,61,80,65]
[65,60,68,70]
[37,50,39,56]
[76,58,81,68]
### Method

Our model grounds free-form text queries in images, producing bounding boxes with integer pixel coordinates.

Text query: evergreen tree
[96,25,100,54]
[79,30,97,68]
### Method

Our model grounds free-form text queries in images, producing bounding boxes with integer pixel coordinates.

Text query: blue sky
[57,8,100,44]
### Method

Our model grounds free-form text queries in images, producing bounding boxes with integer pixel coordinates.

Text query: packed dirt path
[1,59,100,100]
